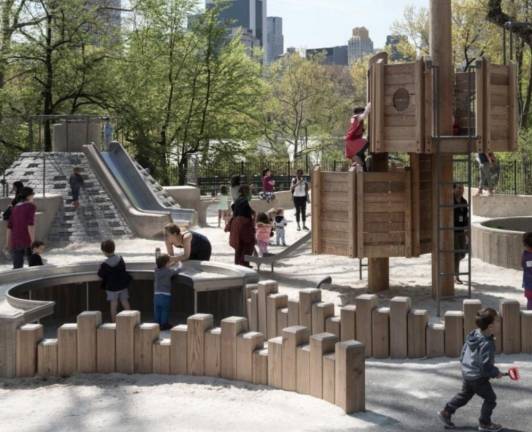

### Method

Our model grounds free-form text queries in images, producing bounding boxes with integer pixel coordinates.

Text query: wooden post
[153,338,171,374]
[205,327,222,377]
[444,311,464,357]
[170,324,188,375]
[372,307,390,359]
[236,331,264,383]
[311,302,335,335]
[221,316,248,380]
[335,340,365,413]
[38,339,58,377]
[277,307,289,335]
[16,324,43,377]
[97,323,116,373]
[325,316,341,339]
[249,290,259,332]
[355,294,378,357]
[521,310,532,353]
[340,305,356,341]
[407,309,429,358]
[299,288,321,330]
[368,153,390,293]
[309,333,338,398]
[267,293,288,339]
[296,344,311,394]
[282,326,309,391]
[322,353,336,404]
[312,166,321,253]
[134,323,159,374]
[267,336,283,388]
[77,311,101,373]
[257,280,278,336]
[288,299,300,326]
[58,323,78,376]
[500,300,521,354]
[390,296,411,358]
[116,310,140,374]
[187,314,213,376]
[430,0,455,298]
[463,299,482,338]
[426,322,445,358]
[252,348,269,385]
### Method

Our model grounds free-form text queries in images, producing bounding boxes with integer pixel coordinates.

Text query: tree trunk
[43,11,53,151]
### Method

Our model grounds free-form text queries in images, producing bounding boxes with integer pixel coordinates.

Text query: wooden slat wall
[477,59,519,153]
[454,71,477,141]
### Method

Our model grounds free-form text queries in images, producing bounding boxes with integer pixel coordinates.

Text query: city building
[207,0,267,59]
[266,17,284,64]
[86,0,122,45]
[348,27,374,65]
[386,35,409,61]
[306,45,348,66]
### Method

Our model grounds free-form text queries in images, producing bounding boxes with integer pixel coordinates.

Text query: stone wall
[473,194,532,218]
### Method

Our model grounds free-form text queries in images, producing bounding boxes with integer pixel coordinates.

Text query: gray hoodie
[460,329,500,381]
[154,267,180,295]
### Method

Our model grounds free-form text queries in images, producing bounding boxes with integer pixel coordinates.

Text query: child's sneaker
[478,423,502,432]
[437,410,455,429]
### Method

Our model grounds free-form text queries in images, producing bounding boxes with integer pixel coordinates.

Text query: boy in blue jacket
[439,308,503,432]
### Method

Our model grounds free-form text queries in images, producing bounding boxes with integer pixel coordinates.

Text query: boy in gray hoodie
[439,308,503,432]
[154,254,180,330]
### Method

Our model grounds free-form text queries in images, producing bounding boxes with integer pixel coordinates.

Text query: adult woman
[291,169,309,231]
[2,181,24,221]
[164,223,212,263]
[5,187,36,269]
[229,185,255,267]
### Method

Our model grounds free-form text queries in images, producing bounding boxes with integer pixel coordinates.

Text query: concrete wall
[471,218,531,270]
[250,191,296,214]
[164,186,208,226]
[473,194,532,218]
[0,194,63,248]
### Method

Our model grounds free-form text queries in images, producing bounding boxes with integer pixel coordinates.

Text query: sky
[267,0,428,50]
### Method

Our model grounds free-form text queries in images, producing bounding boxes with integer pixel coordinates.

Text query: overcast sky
[267,0,428,50]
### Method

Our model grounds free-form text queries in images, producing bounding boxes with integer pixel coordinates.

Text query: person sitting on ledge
[164,223,212,263]
[29,240,45,267]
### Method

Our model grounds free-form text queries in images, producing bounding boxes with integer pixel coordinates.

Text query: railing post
[240,161,244,176]
[513,160,517,195]
[333,160,337,172]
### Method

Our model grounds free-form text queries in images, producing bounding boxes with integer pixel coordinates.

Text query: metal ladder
[431,63,475,317]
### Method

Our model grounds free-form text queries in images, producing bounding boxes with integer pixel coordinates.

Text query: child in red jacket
[345,102,371,170]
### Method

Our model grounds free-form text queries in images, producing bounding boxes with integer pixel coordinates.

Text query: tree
[114,0,264,184]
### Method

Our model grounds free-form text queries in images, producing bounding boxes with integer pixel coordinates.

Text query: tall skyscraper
[348,27,374,65]
[86,0,122,45]
[306,46,348,66]
[207,0,267,58]
[386,35,409,61]
[266,17,284,63]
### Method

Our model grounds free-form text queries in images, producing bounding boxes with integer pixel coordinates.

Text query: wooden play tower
[311,1,518,311]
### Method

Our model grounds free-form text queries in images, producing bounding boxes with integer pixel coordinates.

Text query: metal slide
[99,142,196,225]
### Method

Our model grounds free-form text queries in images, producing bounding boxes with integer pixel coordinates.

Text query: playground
[1,1,532,431]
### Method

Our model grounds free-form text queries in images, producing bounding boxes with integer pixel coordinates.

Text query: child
[255,212,272,257]
[29,241,45,266]
[274,209,287,246]
[154,254,180,330]
[522,232,532,310]
[439,308,503,432]
[261,169,275,203]
[344,102,371,170]
[97,240,132,322]
[217,185,230,228]
[69,167,84,209]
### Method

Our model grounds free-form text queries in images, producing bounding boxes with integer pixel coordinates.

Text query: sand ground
[0,206,529,432]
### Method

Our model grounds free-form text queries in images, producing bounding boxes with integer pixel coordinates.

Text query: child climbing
[438,308,503,432]
[217,185,230,228]
[69,167,85,209]
[255,212,272,257]
[345,102,371,171]
[522,232,532,310]
[274,209,287,246]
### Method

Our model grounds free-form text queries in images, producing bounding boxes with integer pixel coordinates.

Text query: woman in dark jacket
[229,185,255,267]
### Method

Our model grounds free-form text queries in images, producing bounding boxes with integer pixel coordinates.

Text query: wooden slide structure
[312,52,518,265]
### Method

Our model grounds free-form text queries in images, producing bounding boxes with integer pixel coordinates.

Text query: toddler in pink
[255,212,272,257]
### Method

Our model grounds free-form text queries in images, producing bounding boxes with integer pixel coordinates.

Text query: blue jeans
[154,294,171,325]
